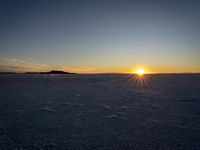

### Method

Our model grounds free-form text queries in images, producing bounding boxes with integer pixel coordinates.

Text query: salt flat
[0,74,200,149]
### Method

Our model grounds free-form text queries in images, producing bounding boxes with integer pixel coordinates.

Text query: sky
[0,0,199,73]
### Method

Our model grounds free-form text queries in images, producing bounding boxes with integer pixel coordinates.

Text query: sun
[130,67,150,75]
[136,69,145,76]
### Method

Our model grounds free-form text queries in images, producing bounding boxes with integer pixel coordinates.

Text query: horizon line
[0,71,200,75]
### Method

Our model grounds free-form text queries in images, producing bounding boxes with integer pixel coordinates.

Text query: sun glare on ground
[131,68,150,89]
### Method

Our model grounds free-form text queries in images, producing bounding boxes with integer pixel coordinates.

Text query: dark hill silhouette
[6,70,78,74]
[41,70,77,74]
[0,70,77,74]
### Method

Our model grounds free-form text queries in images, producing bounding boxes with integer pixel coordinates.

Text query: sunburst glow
[136,69,145,75]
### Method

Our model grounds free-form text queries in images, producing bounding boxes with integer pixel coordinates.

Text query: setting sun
[136,69,145,75]
[130,67,150,75]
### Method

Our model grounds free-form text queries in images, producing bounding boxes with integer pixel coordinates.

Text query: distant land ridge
[41,70,77,74]
[28,70,77,74]
[0,70,77,74]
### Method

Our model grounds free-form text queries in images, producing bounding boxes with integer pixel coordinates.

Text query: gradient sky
[0,0,199,73]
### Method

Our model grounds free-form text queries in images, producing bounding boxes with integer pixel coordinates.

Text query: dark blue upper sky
[0,0,199,73]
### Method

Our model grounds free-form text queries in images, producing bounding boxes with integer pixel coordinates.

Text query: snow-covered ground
[0,74,200,149]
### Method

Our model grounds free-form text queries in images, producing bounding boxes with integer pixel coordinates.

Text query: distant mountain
[0,70,77,74]
[24,70,77,74]
[40,70,77,74]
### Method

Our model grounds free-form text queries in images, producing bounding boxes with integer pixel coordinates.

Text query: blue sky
[0,0,199,73]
